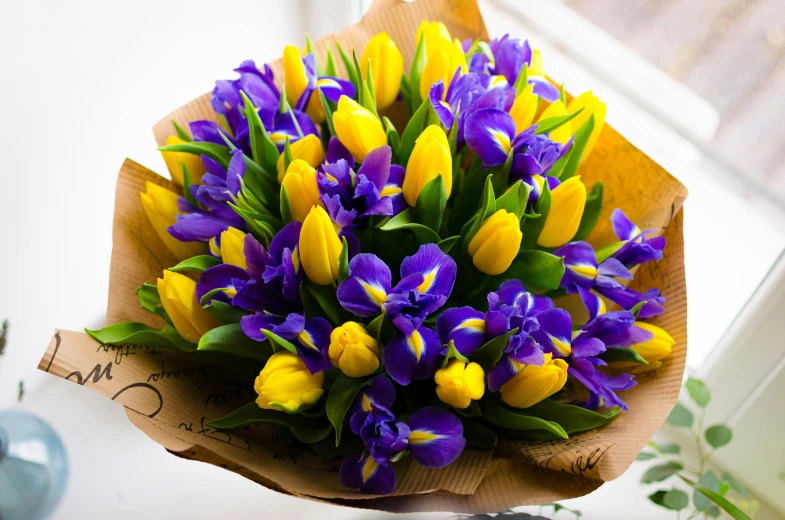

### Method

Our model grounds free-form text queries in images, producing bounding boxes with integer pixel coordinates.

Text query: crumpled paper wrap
[38,0,688,512]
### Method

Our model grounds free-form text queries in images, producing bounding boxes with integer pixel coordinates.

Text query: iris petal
[339,452,396,495]
[337,254,392,316]
[406,407,466,469]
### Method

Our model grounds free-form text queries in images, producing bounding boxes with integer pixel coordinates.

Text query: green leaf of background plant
[641,462,683,483]
[666,402,694,428]
[694,470,720,511]
[207,402,332,444]
[705,424,732,449]
[656,442,681,455]
[326,374,372,446]
[635,452,657,461]
[721,472,748,496]
[686,482,752,520]
[198,324,271,362]
[686,377,711,408]
[649,489,688,511]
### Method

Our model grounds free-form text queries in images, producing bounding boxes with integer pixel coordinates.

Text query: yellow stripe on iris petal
[408,330,424,361]
[297,330,319,351]
[209,237,221,257]
[416,269,438,294]
[455,318,486,334]
[408,430,443,445]
[361,456,378,483]
[439,100,451,111]
[360,281,387,307]
[380,184,402,198]
[270,132,288,145]
[223,287,237,298]
[490,129,512,155]
[316,78,340,90]
[362,393,373,412]
[568,264,598,279]
[548,334,572,357]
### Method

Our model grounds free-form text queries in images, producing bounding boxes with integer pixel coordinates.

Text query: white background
[1,0,784,518]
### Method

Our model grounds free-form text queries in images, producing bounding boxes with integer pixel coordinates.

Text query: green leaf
[449,156,487,235]
[383,116,401,161]
[572,181,603,241]
[336,237,351,284]
[463,175,496,245]
[636,452,657,461]
[534,107,583,135]
[136,282,168,322]
[169,255,221,274]
[207,402,332,444]
[708,506,722,518]
[437,235,460,254]
[366,313,386,344]
[694,470,721,511]
[687,483,752,520]
[721,472,748,496]
[335,42,360,96]
[495,180,531,220]
[596,240,624,264]
[198,324,271,362]
[380,208,441,244]
[666,402,694,428]
[310,432,363,460]
[240,91,280,174]
[463,419,498,450]
[261,328,298,355]
[399,98,432,166]
[318,89,336,137]
[415,174,447,232]
[326,374,372,446]
[705,424,732,449]
[323,48,338,77]
[489,154,514,197]
[454,400,482,417]
[470,329,517,372]
[492,250,565,292]
[657,442,681,455]
[280,184,292,225]
[520,180,551,250]
[559,115,595,181]
[159,141,232,170]
[686,377,711,408]
[204,300,247,325]
[521,399,621,435]
[641,463,683,484]
[600,346,648,365]
[407,35,427,112]
[85,322,196,352]
[180,162,199,207]
[484,399,568,439]
[302,279,343,326]
[441,340,470,368]
[649,489,689,511]
[172,120,192,142]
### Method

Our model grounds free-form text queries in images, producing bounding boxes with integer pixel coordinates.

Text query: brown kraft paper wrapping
[38,0,688,512]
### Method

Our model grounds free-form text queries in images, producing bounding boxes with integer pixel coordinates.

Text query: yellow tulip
[299,206,342,285]
[402,124,452,206]
[613,322,674,374]
[254,351,324,413]
[566,90,606,162]
[467,209,522,275]
[537,100,572,145]
[360,32,404,110]
[328,322,380,378]
[332,96,387,162]
[276,134,324,183]
[219,227,247,269]
[537,176,586,248]
[140,182,206,260]
[160,135,204,186]
[156,270,220,343]
[281,159,324,223]
[510,83,538,135]
[500,353,568,409]
[434,360,485,409]
[283,45,309,110]
[416,20,451,54]
[419,37,468,101]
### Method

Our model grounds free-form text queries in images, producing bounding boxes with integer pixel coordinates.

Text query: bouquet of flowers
[39,0,688,512]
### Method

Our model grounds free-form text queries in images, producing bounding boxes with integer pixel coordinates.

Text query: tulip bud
[254,351,325,413]
[419,37,468,101]
[140,182,206,260]
[566,91,606,163]
[403,124,452,206]
[536,100,572,145]
[360,32,404,110]
[160,135,205,186]
[276,134,325,183]
[467,210,522,275]
[332,96,387,162]
[500,353,568,409]
[510,83,538,135]
[219,227,247,269]
[328,322,380,378]
[281,159,324,223]
[282,45,310,109]
[300,206,342,285]
[434,360,485,409]
[416,21,452,53]
[156,270,220,343]
[619,322,674,373]
[537,176,586,248]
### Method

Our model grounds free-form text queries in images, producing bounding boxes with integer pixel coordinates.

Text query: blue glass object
[0,410,68,520]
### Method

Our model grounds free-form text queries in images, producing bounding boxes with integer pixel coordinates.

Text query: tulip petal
[464,108,517,167]
[339,452,396,495]
[407,407,466,469]
[383,327,441,386]
[337,253,392,317]
[435,306,487,356]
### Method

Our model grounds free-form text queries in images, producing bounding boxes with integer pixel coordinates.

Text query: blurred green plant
[636,377,758,519]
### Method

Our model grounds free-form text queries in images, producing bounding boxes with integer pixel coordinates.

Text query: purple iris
[292,53,356,113]
[240,312,332,374]
[168,150,246,244]
[340,379,465,494]
[553,241,666,319]
[488,35,559,102]
[509,126,573,180]
[610,209,666,267]
[318,144,406,233]
[435,306,509,356]
[337,244,457,385]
